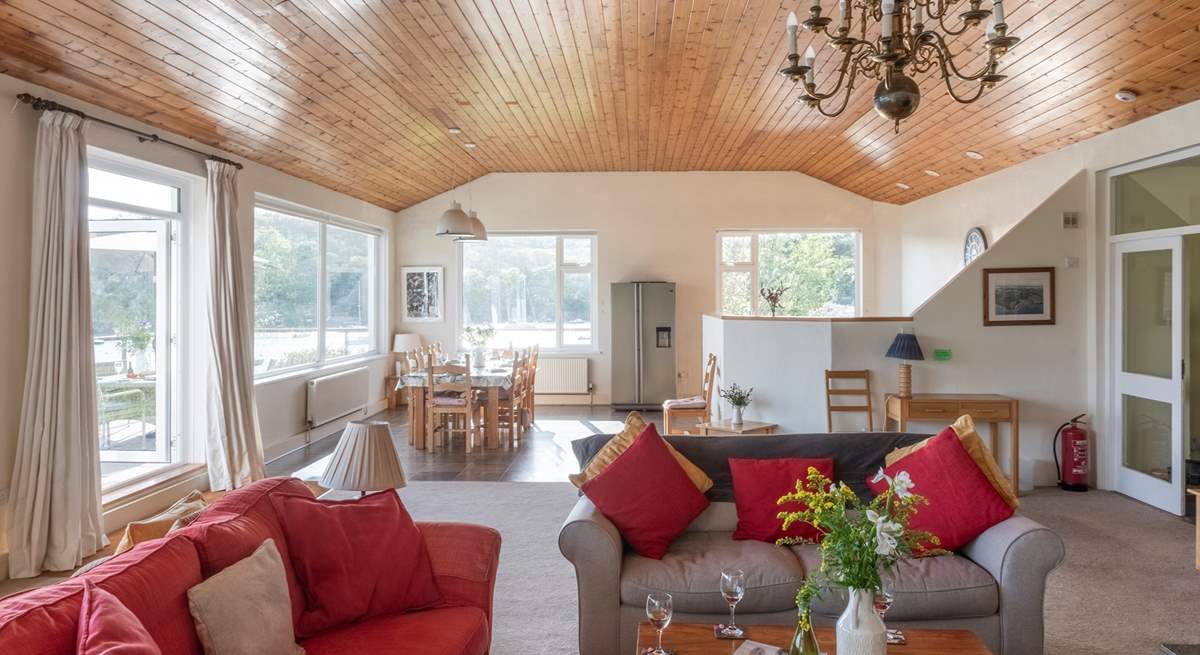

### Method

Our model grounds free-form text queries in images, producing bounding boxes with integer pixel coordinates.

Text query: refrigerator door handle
[634,283,642,403]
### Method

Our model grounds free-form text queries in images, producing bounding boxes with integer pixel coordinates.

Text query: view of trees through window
[461,234,595,349]
[718,231,858,317]
[253,206,377,374]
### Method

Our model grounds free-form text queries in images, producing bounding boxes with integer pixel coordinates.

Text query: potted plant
[760,285,789,317]
[719,383,753,426]
[779,468,938,655]
[462,325,495,368]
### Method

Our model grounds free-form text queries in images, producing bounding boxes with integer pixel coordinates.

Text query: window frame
[715,229,863,317]
[457,232,599,353]
[86,148,195,488]
[253,195,386,379]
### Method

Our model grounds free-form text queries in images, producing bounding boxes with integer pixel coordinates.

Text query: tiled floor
[266,404,654,484]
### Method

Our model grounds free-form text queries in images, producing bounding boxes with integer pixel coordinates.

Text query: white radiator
[306,366,369,428]
[535,357,589,394]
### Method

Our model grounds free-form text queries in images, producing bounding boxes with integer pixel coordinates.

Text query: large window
[460,234,597,350]
[253,201,381,375]
[717,230,860,317]
[88,153,189,489]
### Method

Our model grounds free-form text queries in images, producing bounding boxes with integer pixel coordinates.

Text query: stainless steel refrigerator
[611,282,677,410]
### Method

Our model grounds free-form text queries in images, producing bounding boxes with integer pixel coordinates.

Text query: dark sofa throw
[571,432,932,502]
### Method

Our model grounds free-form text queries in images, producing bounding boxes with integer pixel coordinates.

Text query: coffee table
[636,622,992,654]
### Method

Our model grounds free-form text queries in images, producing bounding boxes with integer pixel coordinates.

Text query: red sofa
[0,477,501,654]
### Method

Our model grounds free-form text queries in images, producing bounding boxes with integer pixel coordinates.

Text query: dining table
[396,360,514,451]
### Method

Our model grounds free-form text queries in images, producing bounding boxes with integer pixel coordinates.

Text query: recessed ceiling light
[463,142,477,149]
[924,169,941,177]
[964,151,985,160]
[1115,88,1139,103]
[448,127,462,135]
[895,183,911,190]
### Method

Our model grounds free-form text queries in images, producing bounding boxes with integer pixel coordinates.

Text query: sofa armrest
[418,522,501,623]
[961,516,1065,655]
[558,497,624,655]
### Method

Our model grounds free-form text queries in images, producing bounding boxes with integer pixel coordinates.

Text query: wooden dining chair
[425,354,482,453]
[495,351,530,448]
[403,349,425,445]
[523,345,539,426]
[825,369,874,432]
[663,353,718,435]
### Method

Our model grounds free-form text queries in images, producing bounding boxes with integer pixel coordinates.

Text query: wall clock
[963,227,988,265]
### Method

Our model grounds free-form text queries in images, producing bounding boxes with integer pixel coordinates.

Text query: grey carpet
[398,481,579,655]
[400,482,1200,655]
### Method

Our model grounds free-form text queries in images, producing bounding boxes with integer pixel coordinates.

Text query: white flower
[866,509,901,557]
[871,468,891,486]
[892,471,915,499]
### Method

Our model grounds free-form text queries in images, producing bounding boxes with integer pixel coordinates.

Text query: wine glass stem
[729,604,736,629]
[656,628,663,653]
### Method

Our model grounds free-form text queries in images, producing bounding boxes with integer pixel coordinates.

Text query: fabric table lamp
[393,333,423,376]
[885,330,924,399]
[320,421,407,494]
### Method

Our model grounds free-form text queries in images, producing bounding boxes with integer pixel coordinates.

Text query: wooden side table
[884,393,1020,494]
[694,419,778,436]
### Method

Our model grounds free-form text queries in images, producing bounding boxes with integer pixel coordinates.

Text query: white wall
[0,73,396,566]
[394,172,895,405]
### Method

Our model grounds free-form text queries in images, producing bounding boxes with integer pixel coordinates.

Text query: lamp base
[897,363,912,399]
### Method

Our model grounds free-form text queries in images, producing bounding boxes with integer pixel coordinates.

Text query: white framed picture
[402,266,444,322]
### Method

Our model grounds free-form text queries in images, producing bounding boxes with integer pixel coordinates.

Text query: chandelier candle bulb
[810,0,820,12]
[787,11,800,55]
[992,0,1005,25]
[913,4,923,28]
[881,0,894,39]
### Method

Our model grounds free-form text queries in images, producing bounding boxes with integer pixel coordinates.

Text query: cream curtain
[204,160,266,490]
[7,111,107,578]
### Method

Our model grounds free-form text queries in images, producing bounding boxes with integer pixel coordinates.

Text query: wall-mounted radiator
[535,358,589,395]
[306,366,369,428]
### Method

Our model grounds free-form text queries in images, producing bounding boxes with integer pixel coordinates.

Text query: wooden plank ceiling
[1,0,1198,210]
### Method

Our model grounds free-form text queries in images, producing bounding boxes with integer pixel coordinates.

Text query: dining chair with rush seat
[424,354,483,453]
[662,353,718,435]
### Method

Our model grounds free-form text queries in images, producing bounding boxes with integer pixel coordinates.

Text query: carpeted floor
[399,482,1200,655]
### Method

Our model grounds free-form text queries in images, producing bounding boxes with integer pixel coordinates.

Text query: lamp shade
[456,210,488,242]
[435,201,474,237]
[885,332,924,361]
[320,421,406,492]
[393,333,423,353]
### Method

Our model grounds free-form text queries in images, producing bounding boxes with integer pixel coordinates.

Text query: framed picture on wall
[983,267,1056,326]
[402,266,444,322]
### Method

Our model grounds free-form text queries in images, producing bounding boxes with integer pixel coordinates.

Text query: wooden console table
[884,393,1020,494]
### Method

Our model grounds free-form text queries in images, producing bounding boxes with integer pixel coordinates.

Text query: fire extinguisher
[1053,414,1089,492]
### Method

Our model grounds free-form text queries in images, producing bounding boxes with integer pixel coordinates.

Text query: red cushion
[729,458,834,543]
[581,423,710,559]
[299,606,488,655]
[76,580,160,654]
[269,490,442,637]
[0,535,204,655]
[867,427,1014,552]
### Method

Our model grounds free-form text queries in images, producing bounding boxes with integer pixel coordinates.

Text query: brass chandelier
[780,0,1019,131]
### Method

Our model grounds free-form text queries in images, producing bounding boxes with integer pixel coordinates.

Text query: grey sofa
[558,432,1065,655]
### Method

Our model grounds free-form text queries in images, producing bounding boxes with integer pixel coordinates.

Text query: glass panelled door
[1114,237,1185,514]
[90,220,172,464]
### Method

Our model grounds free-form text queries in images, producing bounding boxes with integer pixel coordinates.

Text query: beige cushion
[187,539,305,655]
[113,490,208,556]
[663,396,706,410]
[885,414,1019,509]
[792,545,998,621]
[621,531,806,614]
[568,412,713,493]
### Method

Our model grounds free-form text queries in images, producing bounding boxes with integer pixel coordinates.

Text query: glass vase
[789,615,822,655]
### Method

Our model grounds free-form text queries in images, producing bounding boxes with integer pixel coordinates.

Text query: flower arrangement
[760,285,789,316]
[719,383,754,408]
[778,467,939,635]
[462,325,496,348]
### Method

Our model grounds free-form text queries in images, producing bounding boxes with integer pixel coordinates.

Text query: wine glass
[875,580,902,642]
[718,568,746,638]
[645,592,673,655]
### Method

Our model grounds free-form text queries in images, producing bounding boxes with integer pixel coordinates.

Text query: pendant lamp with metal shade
[435,201,474,238]
[456,210,488,242]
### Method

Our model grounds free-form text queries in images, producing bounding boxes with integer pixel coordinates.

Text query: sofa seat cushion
[299,607,489,655]
[621,531,805,614]
[792,546,998,621]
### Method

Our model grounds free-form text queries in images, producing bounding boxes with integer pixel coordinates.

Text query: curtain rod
[16,93,244,170]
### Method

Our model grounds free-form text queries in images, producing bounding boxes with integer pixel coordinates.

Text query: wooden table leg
[411,388,426,451]
[989,422,1000,460]
[486,386,500,449]
[1010,401,1020,495]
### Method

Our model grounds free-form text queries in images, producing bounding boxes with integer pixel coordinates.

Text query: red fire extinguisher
[1053,414,1089,492]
